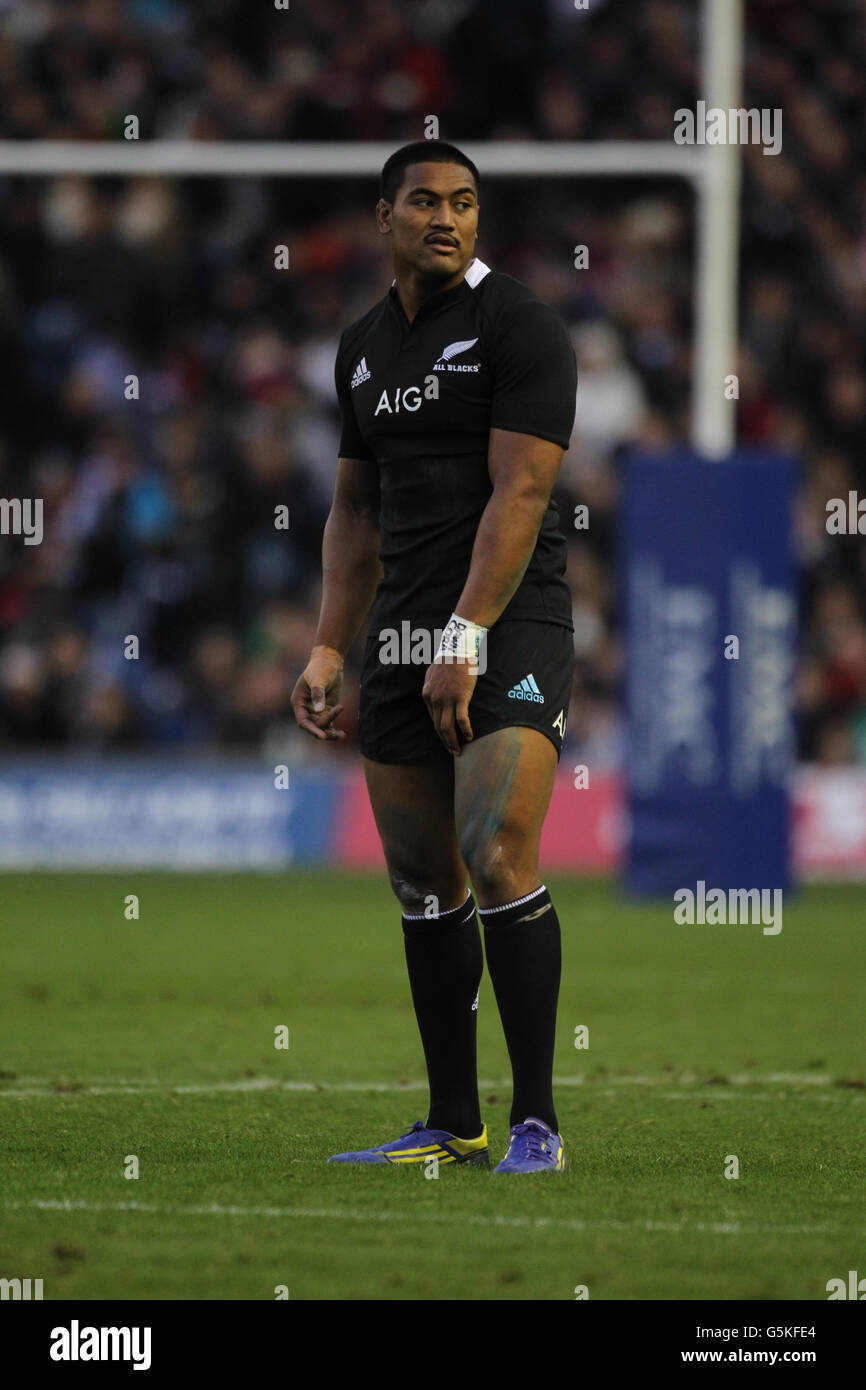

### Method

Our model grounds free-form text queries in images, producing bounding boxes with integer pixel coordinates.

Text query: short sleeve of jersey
[488,300,577,449]
[334,331,375,461]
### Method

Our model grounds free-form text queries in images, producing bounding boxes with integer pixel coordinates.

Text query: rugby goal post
[0,0,742,458]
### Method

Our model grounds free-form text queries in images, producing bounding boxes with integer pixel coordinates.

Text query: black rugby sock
[402,892,484,1140]
[479,885,561,1132]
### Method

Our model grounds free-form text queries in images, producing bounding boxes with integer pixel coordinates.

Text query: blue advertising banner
[0,762,340,869]
[621,448,796,895]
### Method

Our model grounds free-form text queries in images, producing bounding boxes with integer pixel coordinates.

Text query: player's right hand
[291,645,346,741]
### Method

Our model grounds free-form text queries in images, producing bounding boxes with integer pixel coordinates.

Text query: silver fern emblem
[439,336,479,361]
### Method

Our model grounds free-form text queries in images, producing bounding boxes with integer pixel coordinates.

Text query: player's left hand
[422,659,477,756]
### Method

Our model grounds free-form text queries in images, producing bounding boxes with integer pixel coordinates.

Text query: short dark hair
[379,140,480,206]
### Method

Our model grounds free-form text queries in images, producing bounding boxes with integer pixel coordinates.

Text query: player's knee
[386,859,467,914]
[387,863,438,914]
[460,830,525,904]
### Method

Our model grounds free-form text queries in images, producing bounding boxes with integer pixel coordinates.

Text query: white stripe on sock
[402,890,473,921]
[477,885,547,916]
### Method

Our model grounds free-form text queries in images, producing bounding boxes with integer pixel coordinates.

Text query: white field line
[3,1198,848,1239]
[0,1072,862,1100]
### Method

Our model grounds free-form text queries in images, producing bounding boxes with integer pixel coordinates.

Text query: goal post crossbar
[0,6,743,456]
[0,139,704,179]
[0,137,733,456]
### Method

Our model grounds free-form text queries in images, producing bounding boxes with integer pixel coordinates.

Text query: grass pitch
[0,872,863,1300]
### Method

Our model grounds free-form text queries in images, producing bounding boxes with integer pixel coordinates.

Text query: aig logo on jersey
[433,337,481,372]
[374,375,440,415]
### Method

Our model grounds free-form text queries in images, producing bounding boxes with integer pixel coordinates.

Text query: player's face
[379,162,479,278]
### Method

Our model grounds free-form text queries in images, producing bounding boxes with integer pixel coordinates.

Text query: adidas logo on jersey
[433,337,480,372]
[351,357,371,388]
[508,673,544,703]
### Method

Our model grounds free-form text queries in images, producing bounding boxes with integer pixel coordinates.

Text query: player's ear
[376,198,392,234]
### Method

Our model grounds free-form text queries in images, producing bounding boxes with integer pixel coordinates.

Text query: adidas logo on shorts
[508,673,544,703]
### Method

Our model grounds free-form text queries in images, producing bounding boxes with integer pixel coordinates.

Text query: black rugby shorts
[358,619,574,763]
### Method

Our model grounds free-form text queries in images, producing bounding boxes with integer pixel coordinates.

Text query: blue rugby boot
[328,1119,489,1166]
[494,1117,567,1173]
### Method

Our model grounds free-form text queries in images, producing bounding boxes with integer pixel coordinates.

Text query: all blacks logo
[432,336,481,372]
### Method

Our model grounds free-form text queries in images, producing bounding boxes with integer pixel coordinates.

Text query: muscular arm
[453,427,566,628]
[314,455,382,655]
[422,428,566,755]
[292,455,380,741]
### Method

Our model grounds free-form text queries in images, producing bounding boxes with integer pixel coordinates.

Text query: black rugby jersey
[333,258,577,636]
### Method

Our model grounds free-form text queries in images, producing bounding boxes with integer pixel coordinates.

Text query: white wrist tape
[434,612,488,666]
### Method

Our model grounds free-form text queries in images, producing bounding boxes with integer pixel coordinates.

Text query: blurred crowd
[0,0,864,765]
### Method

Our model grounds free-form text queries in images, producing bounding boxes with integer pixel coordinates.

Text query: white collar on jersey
[390,257,492,289]
[464,257,492,286]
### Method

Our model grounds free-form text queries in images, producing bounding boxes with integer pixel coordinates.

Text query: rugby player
[291,141,576,1173]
